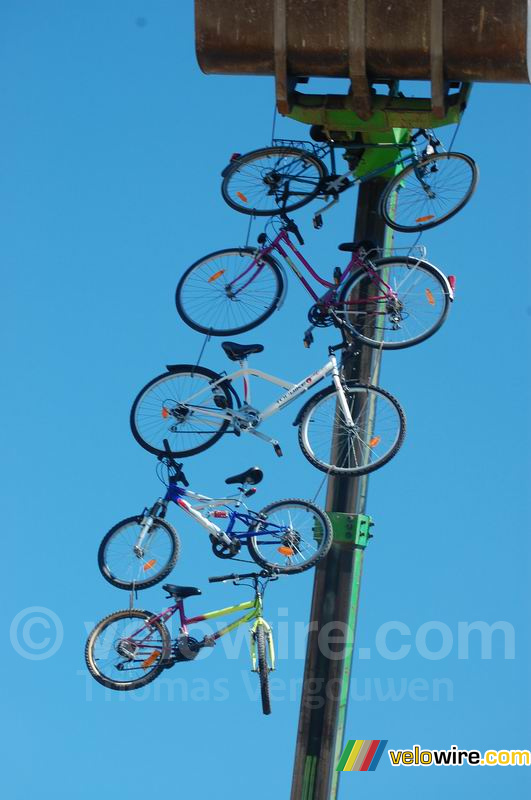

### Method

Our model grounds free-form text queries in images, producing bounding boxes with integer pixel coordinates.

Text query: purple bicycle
[175,215,454,350]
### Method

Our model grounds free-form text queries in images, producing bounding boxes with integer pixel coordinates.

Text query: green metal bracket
[328,513,374,546]
[285,83,471,136]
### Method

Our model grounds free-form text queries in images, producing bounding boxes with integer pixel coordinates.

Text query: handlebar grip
[209,570,271,583]
[208,573,240,583]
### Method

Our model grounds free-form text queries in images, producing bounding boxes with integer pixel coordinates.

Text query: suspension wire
[405,230,423,261]
[244,213,256,248]
[193,331,212,373]
[447,117,463,153]
[311,470,330,505]
[271,102,278,144]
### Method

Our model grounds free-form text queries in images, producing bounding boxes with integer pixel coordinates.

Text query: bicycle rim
[131,367,231,457]
[86,610,170,690]
[99,517,178,590]
[382,152,477,232]
[248,500,332,573]
[176,249,283,336]
[299,384,405,475]
[222,147,325,215]
[339,257,450,349]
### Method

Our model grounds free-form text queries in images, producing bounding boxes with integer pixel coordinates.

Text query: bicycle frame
[140,482,304,550]
[229,228,394,312]
[127,590,275,667]
[271,133,438,223]
[182,348,354,430]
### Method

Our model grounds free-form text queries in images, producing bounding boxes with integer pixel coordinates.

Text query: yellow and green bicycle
[85,570,277,715]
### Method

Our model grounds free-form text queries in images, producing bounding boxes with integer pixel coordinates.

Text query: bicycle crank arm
[248,428,283,457]
[312,195,339,228]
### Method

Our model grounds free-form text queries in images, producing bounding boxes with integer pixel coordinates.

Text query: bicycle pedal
[273,443,283,457]
[303,330,314,348]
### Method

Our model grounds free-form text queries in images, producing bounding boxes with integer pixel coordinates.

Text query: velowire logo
[337,739,388,772]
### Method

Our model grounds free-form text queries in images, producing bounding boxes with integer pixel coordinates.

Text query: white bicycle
[130,338,406,476]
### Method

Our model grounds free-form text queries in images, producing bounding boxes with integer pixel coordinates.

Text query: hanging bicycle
[220,128,478,232]
[175,215,454,346]
[98,446,333,590]
[130,333,406,475]
[85,570,277,714]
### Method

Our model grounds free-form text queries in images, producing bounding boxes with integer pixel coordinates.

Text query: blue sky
[2,3,530,798]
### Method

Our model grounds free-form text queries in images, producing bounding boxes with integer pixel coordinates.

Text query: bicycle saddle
[338,239,376,252]
[225,467,264,486]
[221,342,264,361]
[163,584,202,599]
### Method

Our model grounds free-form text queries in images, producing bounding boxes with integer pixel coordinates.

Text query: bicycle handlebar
[208,570,276,584]
[280,214,305,246]
[159,439,189,487]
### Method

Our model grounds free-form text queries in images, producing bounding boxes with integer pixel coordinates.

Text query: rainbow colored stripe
[336,739,388,772]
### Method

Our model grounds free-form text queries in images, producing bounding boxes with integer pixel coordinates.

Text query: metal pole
[291,178,393,799]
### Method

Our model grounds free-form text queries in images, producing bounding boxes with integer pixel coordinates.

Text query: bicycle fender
[292,385,335,426]
[162,364,239,406]
[419,258,455,300]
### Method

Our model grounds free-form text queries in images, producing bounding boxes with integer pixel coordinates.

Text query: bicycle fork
[250,617,275,673]
[134,500,168,556]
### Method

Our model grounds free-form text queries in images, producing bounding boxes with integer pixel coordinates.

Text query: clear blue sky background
[2,3,530,798]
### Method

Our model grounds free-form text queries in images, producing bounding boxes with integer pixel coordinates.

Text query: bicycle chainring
[210,534,241,559]
[308,304,334,327]
[172,635,202,663]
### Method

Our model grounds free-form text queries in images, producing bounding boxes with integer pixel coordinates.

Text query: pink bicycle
[175,215,454,350]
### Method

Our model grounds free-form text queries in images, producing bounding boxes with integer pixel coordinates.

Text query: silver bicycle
[130,337,406,476]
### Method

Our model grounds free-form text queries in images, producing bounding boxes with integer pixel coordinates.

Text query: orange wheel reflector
[369,436,381,447]
[208,269,226,283]
[161,407,169,419]
[142,650,161,669]
[278,546,295,556]
[143,559,156,572]
[415,214,435,223]
[425,288,435,306]
[236,191,248,203]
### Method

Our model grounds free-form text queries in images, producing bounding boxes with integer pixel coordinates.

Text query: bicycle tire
[221,146,327,216]
[98,516,180,591]
[85,609,171,691]
[247,499,333,574]
[380,152,478,233]
[130,365,233,458]
[255,623,272,715]
[175,247,284,336]
[298,382,406,475]
[338,256,451,350]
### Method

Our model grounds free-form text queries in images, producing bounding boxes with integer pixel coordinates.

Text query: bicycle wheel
[98,516,180,591]
[85,609,171,691]
[338,256,451,349]
[380,152,478,232]
[176,248,284,336]
[248,499,333,574]
[130,365,233,458]
[254,623,272,715]
[298,382,406,475]
[221,146,327,216]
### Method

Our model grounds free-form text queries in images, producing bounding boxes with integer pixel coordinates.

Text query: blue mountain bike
[98,443,333,590]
